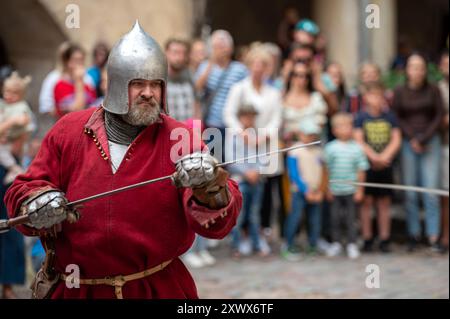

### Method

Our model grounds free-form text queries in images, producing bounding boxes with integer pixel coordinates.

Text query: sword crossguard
[170,171,181,188]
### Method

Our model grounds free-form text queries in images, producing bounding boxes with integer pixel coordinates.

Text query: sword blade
[329,180,449,197]
[69,140,321,206]
[0,141,321,233]
[67,175,173,206]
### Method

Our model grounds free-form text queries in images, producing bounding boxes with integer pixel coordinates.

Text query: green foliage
[382,63,444,89]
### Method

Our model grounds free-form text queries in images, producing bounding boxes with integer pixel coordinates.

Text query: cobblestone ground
[6,242,449,299]
[188,242,449,299]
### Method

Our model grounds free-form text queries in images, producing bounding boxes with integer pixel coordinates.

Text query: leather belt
[60,259,172,299]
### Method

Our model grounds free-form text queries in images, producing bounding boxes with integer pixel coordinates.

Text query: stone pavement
[5,242,448,299]
[188,243,449,299]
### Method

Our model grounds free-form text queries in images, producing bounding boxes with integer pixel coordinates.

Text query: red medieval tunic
[4,107,242,299]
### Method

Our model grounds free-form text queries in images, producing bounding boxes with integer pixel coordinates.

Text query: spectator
[227,104,266,257]
[89,68,107,108]
[178,75,215,268]
[289,42,315,64]
[195,30,248,159]
[53,44,96,119]
[320,63,346,246]
[0,68,13,100]
[38,41,70,115]
[288,42,338,116]
[438,51,449,253]
[280,43,317,91]
[189,39,207,75]
[314,33,328,65]
[223,45,283,254]
[325,62,349,141]
[0,72,35,299]
[224,46,282,134]
[282,61,327,145]
[262,42,282,88]
[277,6,299,58]
[392,53,444,252]
[324,112,369,259]
[354,82,402,253]
[391,37,413,72]
[39,42,96,117]
[282,120,326,260]
[165,38,201,121]
[87,41,110,97]
[0,72,34,184]
[326,62,348,111]
[347,62,391,115]
[0,166,25,299]
[293,19,320,46]
[235,45,250,64]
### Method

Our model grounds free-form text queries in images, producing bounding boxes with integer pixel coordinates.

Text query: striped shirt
[324,139,369,195]
[195,61,248,128]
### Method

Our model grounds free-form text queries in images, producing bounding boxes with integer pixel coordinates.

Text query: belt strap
[60,259,172,299]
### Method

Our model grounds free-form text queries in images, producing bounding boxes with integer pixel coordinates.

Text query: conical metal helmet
[103,21,168,114]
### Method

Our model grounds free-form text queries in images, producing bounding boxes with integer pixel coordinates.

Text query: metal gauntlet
[174,153,230,209]
[174,152,218,188]
[20,189,73,229]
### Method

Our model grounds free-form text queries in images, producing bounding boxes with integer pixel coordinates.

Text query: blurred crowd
[0,7,449,298]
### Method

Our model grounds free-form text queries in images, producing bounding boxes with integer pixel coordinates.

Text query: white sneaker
[317,238,331,255]
[198,250,216,266]
[326,242,343,257]
[259,237,272,255]
[238,239,252,256]
[182,252,205,268]
[262,227,273,239]
[207,239,220,249]
[346,243,360,259]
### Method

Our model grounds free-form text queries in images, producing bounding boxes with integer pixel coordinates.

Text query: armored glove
[174,152,230,209]
[20,189,78,229]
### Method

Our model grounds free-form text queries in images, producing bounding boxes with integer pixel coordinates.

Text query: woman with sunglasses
[282,61,328,146]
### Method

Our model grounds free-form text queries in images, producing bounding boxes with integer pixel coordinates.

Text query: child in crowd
[0,72,34,184]
[354,82,401,253]
[324,112,369,259]
[227,103,266,257]
[282,120,327,261]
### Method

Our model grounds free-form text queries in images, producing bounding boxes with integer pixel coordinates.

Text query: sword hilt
[0,219,11,234]
[0,214,31,234]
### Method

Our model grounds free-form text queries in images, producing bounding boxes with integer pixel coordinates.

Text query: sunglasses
[292,72,309,79]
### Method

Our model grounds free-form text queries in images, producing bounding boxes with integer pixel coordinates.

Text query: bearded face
[124,79,163,126]
[122,96,161,126]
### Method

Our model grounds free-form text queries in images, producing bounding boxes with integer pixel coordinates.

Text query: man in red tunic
[4,22,242,299]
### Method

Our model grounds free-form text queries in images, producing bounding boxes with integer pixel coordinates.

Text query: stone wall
[0,0,67,111]
[40,0,196,61]
[0,0,195,114]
